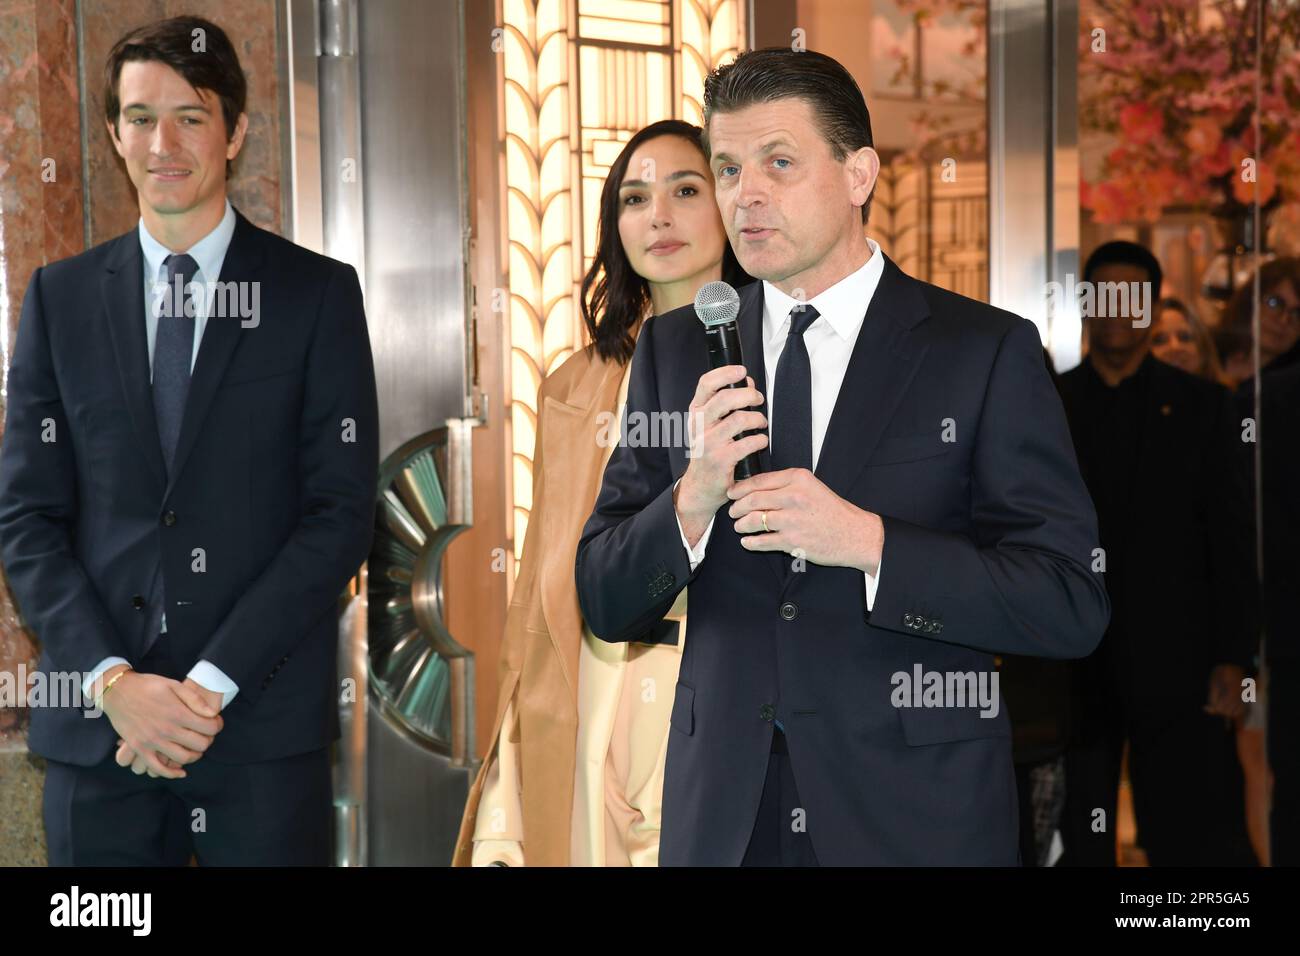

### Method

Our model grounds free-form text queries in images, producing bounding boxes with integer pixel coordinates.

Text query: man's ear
[849,146,881,210]
[226,112,250,163]
[106,117,125,159]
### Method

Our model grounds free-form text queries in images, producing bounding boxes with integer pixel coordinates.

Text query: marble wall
[0,0,284,864]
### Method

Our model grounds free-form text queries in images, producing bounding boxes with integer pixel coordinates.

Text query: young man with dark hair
[0,15,378,865]
[1057,240,1258,865]
[577,48,1109,865]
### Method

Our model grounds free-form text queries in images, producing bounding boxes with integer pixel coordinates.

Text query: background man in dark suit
[0,16,378,865]
[1057,241,1258,866]
[575,48,1108,865]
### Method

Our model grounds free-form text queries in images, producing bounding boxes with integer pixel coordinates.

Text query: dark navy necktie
[771,304,819,472]
[153,253,198,476]
[144,253,197,651]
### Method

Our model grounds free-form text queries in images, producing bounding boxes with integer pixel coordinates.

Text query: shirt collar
[138,198,237,284]
[761,237,885,343]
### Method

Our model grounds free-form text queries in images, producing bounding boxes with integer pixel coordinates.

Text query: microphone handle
[704,322,765,481]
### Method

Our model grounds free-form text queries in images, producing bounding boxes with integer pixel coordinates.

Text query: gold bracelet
[95,668,131,709]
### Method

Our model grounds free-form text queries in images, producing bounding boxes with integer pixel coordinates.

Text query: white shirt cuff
[187,660,240,710]
[864,554,882,612]
[673,478,714,571]
[83,657,131,701]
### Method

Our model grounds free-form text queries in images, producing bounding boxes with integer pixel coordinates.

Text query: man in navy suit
[0,16,378,865]
[575,48,1108,865]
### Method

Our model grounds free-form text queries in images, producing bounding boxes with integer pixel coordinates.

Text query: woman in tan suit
[452,120,751,865]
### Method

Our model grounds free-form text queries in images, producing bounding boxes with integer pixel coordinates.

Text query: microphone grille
[694,281,740,328]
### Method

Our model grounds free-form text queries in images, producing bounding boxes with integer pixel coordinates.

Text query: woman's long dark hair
[580,119,752,365]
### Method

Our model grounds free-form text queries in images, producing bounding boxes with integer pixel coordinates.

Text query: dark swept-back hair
[104,16,247,178]
[702,47,875,225]
[581,119,752,365]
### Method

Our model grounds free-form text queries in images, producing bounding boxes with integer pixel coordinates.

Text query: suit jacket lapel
[736,280,787,585]
[813,255,931,501]
[737,279,773,472]
[103,233,167,491]
[164,210,266,500]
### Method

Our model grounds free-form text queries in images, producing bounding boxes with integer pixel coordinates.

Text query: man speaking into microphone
[575,48,1108,866]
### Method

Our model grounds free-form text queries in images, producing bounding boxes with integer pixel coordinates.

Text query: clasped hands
[676,365,883,573]
[97,667,225,778]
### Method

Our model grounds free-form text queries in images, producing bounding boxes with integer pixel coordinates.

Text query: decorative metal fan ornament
[367,428,473,753]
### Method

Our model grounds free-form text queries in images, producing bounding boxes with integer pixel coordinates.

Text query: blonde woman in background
[1150,297,1229,385]
[452,120,752,865]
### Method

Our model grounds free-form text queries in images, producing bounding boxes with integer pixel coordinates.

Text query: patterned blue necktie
[771,304,819,472]
[153,253,198,476]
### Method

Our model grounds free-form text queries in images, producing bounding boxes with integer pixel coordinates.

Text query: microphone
[694,281,764,480]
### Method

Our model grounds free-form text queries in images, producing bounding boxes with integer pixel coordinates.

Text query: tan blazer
[452,342,638,866]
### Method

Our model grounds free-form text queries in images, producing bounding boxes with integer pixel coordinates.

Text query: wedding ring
[761,511,770,533]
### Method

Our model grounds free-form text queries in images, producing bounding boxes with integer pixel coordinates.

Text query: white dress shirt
[675,238,887,609]
[81,200,241,710]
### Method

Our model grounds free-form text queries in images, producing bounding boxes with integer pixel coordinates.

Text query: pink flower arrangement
[1080,0,1300,224]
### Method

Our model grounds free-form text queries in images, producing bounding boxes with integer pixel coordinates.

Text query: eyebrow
[122,102,211,113]
[711,137,798,166]
[619,169,708,189]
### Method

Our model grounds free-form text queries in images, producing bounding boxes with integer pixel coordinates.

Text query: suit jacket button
[759,704,776,721]
[903,612,914,627]
[162,510,177,526]
[132,594,146,610]
[779,602,797,621]
[933,621,944,634]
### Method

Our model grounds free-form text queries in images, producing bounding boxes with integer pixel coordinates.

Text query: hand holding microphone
[694,281,766,481]
[674,282,769,546]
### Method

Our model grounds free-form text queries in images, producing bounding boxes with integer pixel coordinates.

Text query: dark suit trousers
[42,636,332,866]
[1062,693,1254,866]
[741,728,820,867]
